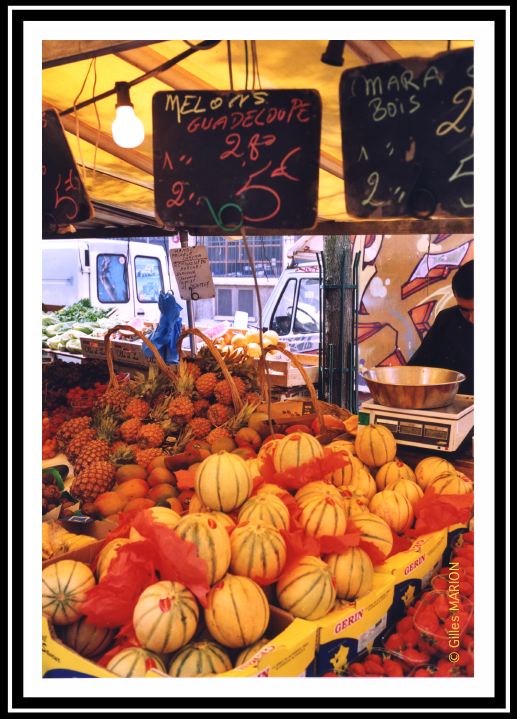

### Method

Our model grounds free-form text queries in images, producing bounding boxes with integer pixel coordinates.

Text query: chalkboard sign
[340,47,473,218]
[152,90,321,230]
[42,109,94,228]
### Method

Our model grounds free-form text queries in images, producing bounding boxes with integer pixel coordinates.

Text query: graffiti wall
[352,234,474,371]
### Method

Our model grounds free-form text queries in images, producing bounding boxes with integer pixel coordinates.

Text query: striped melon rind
[355,424,397,468]
[276,555,336,620]
[338,490,370,518]
[273,433,324,473]
[375,459,416,491]
[95,538,131,581]
[369,489,414,533]
[175,512,231,586]
[237,493,290,530]
[42,560,96,626]
[345,466,377,500]
[326,447,363,488]
[414,456,456,491]
[204,573,270,649]
[298,495,347,538]
[133,580,199,654]
[230,521,287,583]
[144,506,181,528]
[350,512,394,558]
[106,647,166,678]
[326,547,374,601]
[195,452,252,512]
[235,637,270,667]
[389,477,424,508]
[62,616,115,658]
[294,480,344,508]
[426,471,473,495]
[168,641,232,677]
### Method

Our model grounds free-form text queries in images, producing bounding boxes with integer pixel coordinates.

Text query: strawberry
[415,606,440,634]
[383,658,404,677]
[396,616,414,634]
[436,658,460,677]
[385,633,404,653]
[363,660,386,676]
[432,576,448,591]
[418,636,436,655]
[455,649,473,668]
[401,628,420,648]
[348,662,366,676]
[368,653,383,665]
[413,667,434,677]
[432,594,450,621]
[402,648,431,666]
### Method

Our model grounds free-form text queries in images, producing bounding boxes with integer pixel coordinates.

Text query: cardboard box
[442,522,470,566]
[374,529,448,626]
[79,335,107,360]
[308,573,395,676]
[257,354,319,389]
[42,540,317,678]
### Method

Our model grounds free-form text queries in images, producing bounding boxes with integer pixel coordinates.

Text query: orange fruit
[165,497,183,514]
[147,467,176,487]
[147,483,178,503]
[93,491,127,517]
[115,464,148,483]
[123,497,155,512]
[116,478,150,501]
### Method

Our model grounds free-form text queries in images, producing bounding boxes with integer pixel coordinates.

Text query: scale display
[359,395,474,452]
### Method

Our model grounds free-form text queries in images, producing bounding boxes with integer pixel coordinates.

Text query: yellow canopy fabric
[42,39,473,227]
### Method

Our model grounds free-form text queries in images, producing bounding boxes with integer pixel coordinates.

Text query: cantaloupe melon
[235,638,270,667]
[204,574,269,648]
[174,513,231,585]
[167,641,232,677]
[355,424,397,467]
[273,432,324,472]
[294,480,344,508]
[195,452,252,512]
[42,560,95,625]
[62,616,115,658]
[237,493,290,530]
[133,580,199,654]
[298,495,347,538]
[106,647,166,677]
[375,459,416,491]
[369,489,414,533]
[427,471,473,496]
[414,456,456,491]
[389,477,424,509]
[144,505,181,528]
[325,547,374,600]
[230,521,287,583]
[276,555,336,620]
[350,512,394,558]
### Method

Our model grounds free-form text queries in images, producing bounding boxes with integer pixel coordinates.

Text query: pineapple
[137,423,165,448]
[66,428,97,462]
[124,398,150,420]
[74,439,111,474]
[189,417,212,439]
[223,401,261,435]
[56,416,91,452]
[194,372,218,398]
[119,418,142,443]
[167,396,195,424]
[185,361,202,381]
[134,447,164,467]
[110,444,136,465]
[206,427,232,447]
[192,398,210,417]
[207,403,234,427]
[214,377,246,406]
[95,386,131,414]
[70,461,116,503]
[245,391,262,406]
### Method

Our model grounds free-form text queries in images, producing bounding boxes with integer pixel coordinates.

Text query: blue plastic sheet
[142,291,183,365]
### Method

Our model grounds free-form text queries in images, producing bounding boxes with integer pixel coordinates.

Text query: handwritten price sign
[42,109,94,228]
[152,90,321,230]
[340,47,473,218]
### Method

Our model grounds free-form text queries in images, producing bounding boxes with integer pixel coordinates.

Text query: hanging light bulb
[111,81,145,148]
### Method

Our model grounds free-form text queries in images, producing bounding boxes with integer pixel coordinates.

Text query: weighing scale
[358,394,474,453]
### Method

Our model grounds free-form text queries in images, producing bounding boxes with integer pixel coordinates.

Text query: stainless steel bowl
[362,366,466,409]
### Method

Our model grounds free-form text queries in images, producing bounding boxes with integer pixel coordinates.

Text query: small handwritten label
[169,245,215,301]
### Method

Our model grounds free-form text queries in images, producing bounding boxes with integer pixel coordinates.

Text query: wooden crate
[258,352,319,388]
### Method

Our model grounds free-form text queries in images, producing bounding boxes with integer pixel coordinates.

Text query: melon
[195,452,252,512]
[204,573,269,648]
[42,560,96,625]
[235,638,270,667]
[338,489,370,518]
[355,424,397,467]
[174,513,231,586]
[369,489,414,533]
[210,511,236,530]
[133,580,199,654]
[144,506,181,528]
[256,483,290,499]
[247,458,262,481]
[326,446,362,487]
[257,438,281,464]
[389,477,424,509]
[273,432,324,473]
[347,466,377,500]
[276,555,336,620]
[188,493,210,514]
[327,439,356,455]
[294,480,344,508]
[414,456,456,491]
[375,459,416,491]
[167,641,232,677]
[237,493,290,530]
[325,547,374,600]
[230,521,287,583]
[62,616,115,658]
[106,647,166,677]
[298,495,347,538]
[95,537,131,581]
[427,471,474,496]
[350,512,394,558]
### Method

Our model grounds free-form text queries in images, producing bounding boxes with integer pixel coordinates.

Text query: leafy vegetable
[53,299,114,323]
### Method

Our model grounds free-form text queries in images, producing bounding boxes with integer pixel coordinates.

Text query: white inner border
[13,5,507,708]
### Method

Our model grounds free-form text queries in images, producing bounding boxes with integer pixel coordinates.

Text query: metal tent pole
[178,229,196,357]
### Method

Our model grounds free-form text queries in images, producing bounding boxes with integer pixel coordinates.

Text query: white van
[260,263,321,354]
[42,239,185,324]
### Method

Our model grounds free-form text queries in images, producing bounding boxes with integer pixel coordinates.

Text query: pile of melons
[42,422,473,677]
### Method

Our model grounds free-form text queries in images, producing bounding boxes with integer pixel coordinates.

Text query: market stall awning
[42,39,473,235]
